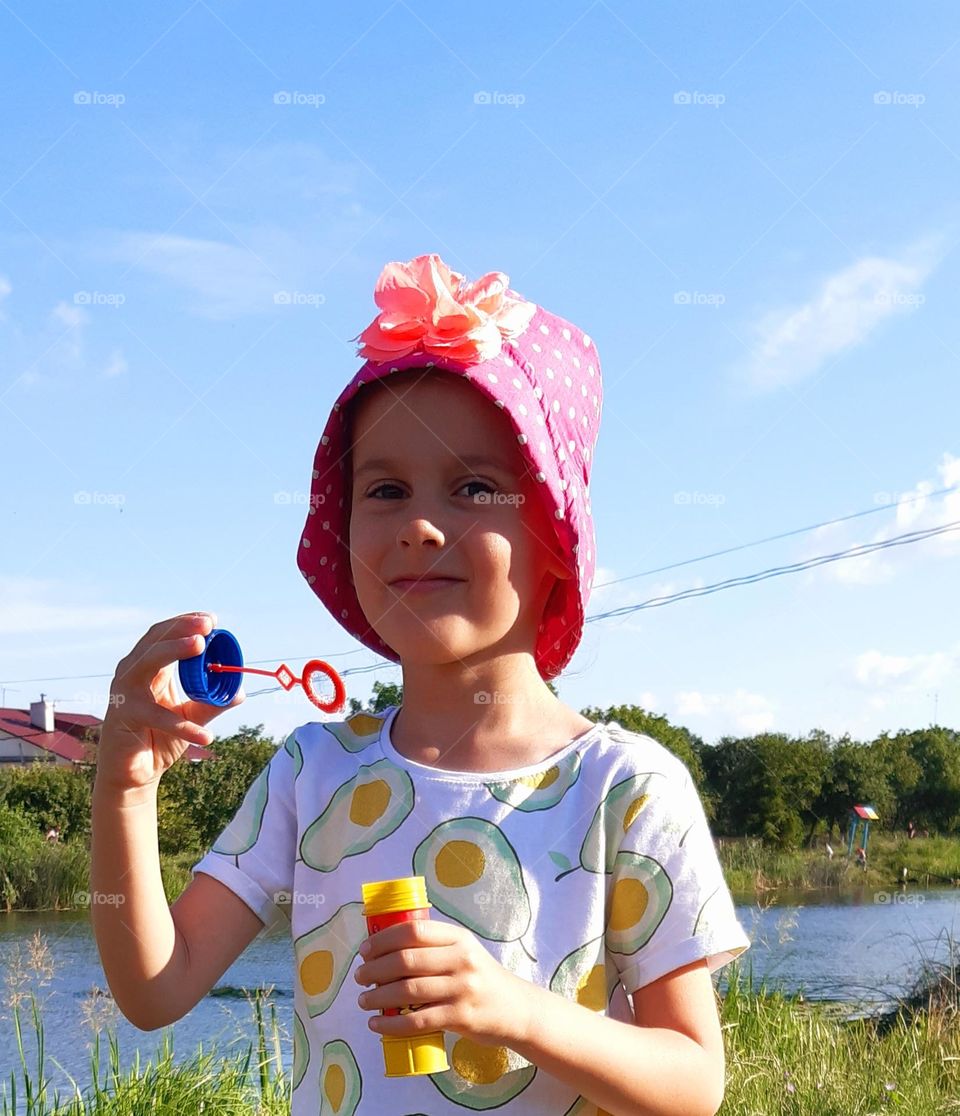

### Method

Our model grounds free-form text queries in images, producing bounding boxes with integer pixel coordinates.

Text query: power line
[586,518,960,622]
[3,490,956,693]
[591,482,959,590]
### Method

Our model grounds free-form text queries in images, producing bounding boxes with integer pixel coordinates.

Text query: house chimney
[30,693,55,733]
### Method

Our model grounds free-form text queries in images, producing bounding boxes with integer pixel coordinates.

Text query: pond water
[1,884,958,1108]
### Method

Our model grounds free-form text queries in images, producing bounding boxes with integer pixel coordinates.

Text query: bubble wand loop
[178,627,347,713]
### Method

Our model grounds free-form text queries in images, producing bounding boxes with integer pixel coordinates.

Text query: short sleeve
[606,763,751,993]
[190,736,297,938]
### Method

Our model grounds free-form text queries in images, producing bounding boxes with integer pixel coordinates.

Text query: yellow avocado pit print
[318,1039,361,1115]
[429,1032,537,1110]
[486,749,582,812]
[604,850,673,955]
[324,711,385,753]
[300,759,414,872]
[294,901,367,1017]
[292,1008,309,1091]
[549,936,619,1013]
[555,772,661,881]
[412,817,534,957]
[211,764,270,856]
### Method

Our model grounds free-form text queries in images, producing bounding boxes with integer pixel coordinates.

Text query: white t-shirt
[191,705,751,1115]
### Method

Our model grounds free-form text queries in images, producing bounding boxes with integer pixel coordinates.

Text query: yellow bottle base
[381,1031,449,1076]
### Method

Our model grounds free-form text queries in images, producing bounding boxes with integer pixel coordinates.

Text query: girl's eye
[364,479,497,500]
[460,480,496,498]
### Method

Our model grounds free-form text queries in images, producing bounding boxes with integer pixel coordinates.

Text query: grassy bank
[3,930,960,1114]
[4,825,960,918]
[0,838,199,914]
[5,831,960,914]
[718,831,960,894]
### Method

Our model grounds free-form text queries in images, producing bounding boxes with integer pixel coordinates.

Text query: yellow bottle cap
[362,876,431,916]
[381,1031,450,1076]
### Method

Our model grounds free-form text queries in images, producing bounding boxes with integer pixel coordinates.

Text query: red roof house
[0,695,211,766]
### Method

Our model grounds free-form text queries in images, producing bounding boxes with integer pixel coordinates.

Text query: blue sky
[2,1,958,747]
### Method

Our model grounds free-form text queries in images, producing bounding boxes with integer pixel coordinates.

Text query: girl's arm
[508,958,725,1116]
[90,778,264,1030]
[356,921,729,1116]
[90,611,255,1030]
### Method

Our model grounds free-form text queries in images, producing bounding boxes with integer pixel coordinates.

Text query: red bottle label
[364,907,429,1016]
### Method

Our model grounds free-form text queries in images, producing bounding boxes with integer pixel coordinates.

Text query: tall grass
[3,924,960,1113]
[0,931,290,1115]
[718,832,960,894]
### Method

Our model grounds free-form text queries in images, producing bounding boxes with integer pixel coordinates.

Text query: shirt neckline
[377,704,607,783]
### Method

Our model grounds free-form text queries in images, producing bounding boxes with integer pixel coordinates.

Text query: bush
[0,762,93,841]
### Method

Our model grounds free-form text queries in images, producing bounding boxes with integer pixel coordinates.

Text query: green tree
[580,704,704,780]
[702,733,827,849]
[158,723,278,854]
[901,727,960,832]
[348,680,403,715]
[872,730,923,830]
[811,736,889,840]
[0,763,92,841]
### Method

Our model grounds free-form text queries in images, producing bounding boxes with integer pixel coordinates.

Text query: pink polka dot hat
[297,252,603,681]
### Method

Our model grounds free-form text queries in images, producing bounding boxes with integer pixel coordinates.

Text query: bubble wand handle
[207,659,346,713]
[178,627,347,713]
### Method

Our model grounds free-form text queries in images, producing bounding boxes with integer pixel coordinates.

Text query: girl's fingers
[115,633,208,691]
[124,613,214,664]
[184,687,246,727]
[112,698,213,749]
[360,977,452,1012]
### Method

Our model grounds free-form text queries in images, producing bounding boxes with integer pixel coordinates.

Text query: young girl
[91,253,751,1116]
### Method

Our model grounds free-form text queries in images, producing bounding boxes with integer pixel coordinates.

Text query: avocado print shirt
[191,705,751,1115]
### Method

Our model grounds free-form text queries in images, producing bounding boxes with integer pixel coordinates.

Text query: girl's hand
[353,919,532,1047]
[97,612,244,793]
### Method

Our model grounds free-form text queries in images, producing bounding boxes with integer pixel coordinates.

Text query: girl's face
[347,370,572,670]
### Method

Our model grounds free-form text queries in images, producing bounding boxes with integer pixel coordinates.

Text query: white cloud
[2,289,127,388]
[0,274,11,319]
[52,301,88,330]
[102,347,128,378]
[853,646,955,693]
[107,232,284,321]
[673,688,776,735]
[740,237,941,391]
[803,452,960,586]
[0,577,148,636]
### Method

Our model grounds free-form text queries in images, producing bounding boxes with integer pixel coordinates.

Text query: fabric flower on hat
[351,252,537,364]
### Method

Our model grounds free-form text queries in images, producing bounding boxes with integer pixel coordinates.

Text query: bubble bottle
[360,876,450,1076]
